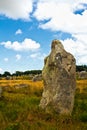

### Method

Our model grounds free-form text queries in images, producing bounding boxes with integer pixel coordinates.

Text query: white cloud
[16,54,21,60]
[15,29,22,35]
[34,1,87,34]
[30,53,46,60]
[61,37,87,65]
[0,68,3,73]
[0,0,34,20]
[30,53,38,58]
[4,58,8,62]
[33,0,87,65]
[0,38,40,51]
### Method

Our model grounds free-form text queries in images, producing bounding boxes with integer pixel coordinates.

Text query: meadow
[0,79,87,130]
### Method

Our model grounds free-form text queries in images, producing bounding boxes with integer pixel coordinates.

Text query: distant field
[76,79,87,92]
[0,79,43,88]
[0,79,87,130]
[0,79,87,92]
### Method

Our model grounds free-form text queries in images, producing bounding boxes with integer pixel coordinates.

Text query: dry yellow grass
[0,79,87,93]
[0,79,43,88]
[0,79,44,102]
[76,79,87,93]
[0,79,43,97]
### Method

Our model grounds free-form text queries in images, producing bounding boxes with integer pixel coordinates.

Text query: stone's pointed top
[51,39,64,51]
[52,39,61,44]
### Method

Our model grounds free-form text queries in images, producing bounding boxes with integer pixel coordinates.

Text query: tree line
[76,65,87,72]
[0,70,42,77]
[0,65,87,77]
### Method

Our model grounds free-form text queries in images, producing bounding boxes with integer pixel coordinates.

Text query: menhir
[39,40,76,115]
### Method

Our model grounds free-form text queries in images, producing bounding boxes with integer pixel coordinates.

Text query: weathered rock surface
[32,74,42,82]
[39,40,76,115]
[77,71,87,79]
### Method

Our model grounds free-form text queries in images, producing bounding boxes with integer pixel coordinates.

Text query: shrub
[5,123,19,130]
[79,112,87,122]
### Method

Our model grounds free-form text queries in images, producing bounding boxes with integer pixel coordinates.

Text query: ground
[0,79,87,130]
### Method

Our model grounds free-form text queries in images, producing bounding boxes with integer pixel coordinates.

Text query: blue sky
[0,0,87,73]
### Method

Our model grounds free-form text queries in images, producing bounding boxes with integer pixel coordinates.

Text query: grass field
[0,79,87,130]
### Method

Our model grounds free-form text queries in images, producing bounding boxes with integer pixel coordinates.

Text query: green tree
[0,73,2,77]
[3,71,11,77]
[76,65,87,72]
[15,71,23,76]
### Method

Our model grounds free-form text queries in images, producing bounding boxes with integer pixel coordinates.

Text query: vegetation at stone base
[0,79,87,130]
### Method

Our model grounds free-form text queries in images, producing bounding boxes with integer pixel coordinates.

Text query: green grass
[0,80,87,130]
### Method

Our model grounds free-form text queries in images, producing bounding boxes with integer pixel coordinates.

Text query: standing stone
[39,40,76,115]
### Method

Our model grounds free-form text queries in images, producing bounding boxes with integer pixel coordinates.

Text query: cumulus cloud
[4,58,8,62]
[33,0,87,65]
[34,0,87,34]
[0,38,40,51]
[15,29,22,35]
[0,68,3,73]
[61,36,87,65]
[0,0,87,65]
[0,0,34,20]
[16,54,21,60]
